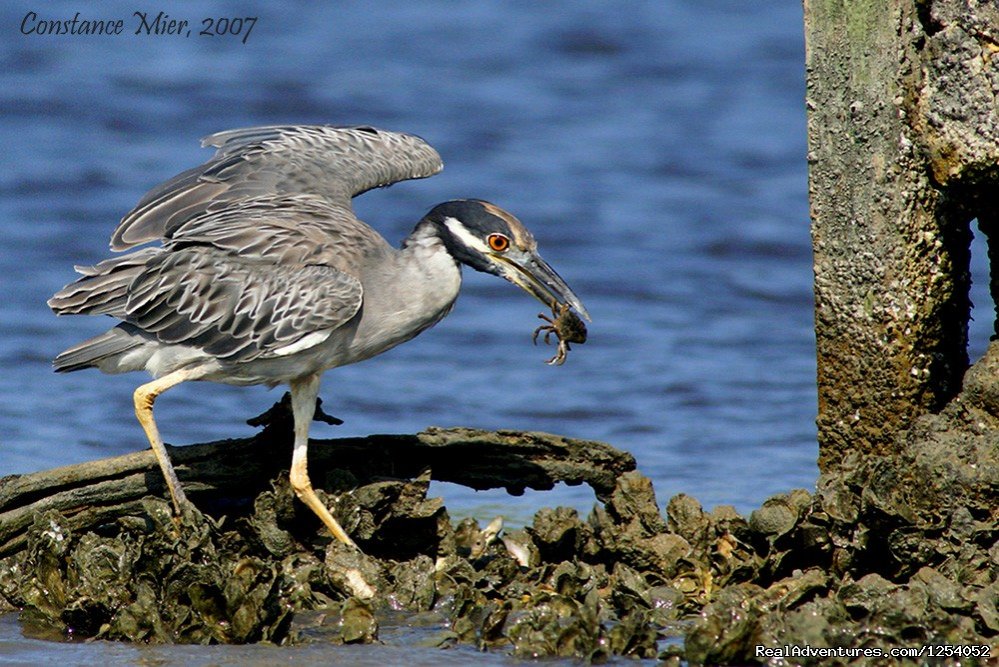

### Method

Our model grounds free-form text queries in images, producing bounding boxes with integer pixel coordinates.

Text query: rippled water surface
[2,1,993,662]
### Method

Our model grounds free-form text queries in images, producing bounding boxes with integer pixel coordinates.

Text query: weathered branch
[0,425,635,558]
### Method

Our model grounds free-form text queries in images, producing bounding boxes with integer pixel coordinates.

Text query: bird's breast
[338,243,461,365]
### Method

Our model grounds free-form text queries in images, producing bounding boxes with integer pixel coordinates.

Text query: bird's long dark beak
[498,252,591,321]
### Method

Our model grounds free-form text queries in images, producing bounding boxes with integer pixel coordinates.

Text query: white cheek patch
[443,217,492,254]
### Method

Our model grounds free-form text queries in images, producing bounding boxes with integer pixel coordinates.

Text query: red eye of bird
[488,234,510,252]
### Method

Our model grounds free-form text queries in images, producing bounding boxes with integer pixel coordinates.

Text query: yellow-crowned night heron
[48,125,589,547]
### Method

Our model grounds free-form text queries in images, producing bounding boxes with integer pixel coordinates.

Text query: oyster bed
[2,444,997,663]
[4,343,999,663]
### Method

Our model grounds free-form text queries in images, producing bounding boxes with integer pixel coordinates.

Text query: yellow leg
[133,367,204,513]
[289,374,357,548]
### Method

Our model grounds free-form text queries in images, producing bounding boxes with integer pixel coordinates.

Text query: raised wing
[164,193,389,276]
[109,125,443,251]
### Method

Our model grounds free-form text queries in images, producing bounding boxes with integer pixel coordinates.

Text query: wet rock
[547,560,597,600]
[960,341,999,419]
[607,471,668,536]
[838,573,897,617]
[335,597,378,643]
[348,471,448,558]
[667,493,710,546]
[615,531,691,580]
[294,597,378,644]
[386,555,436,611]
[246,478,301,558]
[324,542,385,600]
[977,582,999,632]
[816,470,860,524]
[683,583,766,665]
[646,584,684,625]
[506,591,621,660]
[528,507,587,563]
[776,568,828,608]
[887,528,939,576]
[749,496,799,539]
[605,606,658,658]
[609,561,682,627]
[5,431,999,662]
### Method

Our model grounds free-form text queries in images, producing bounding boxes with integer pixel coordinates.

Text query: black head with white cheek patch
[421,199,591,321]
[424,199,535,275]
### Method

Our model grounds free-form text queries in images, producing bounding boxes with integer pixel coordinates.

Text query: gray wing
[163,193,387,276]
[109,125,443,251]
[53,195,375,362]
[121,247,362,362]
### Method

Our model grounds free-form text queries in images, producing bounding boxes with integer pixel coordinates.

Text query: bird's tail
[53,325,143,373]
[48,247,161,317]
[48,248,159,372]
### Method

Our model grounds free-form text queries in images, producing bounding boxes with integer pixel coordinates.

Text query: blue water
[1,0,993,662]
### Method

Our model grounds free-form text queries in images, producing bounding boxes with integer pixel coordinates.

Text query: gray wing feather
[48,247,163,317]
[165,194,387,274]
[52,195,375,363]
[110,125,443,250]
[52,325,145,373]
[123,248,362,361]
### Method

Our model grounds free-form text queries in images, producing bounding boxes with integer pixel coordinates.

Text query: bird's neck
[395,220,463,314]
[402,218,457,259]
[341,221,462,363]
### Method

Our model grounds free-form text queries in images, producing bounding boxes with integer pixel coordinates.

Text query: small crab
[533,302,588,365]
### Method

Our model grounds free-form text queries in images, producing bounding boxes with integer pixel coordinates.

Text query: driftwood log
[0,406,635,559]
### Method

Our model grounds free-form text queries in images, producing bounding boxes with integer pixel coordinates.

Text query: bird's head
[425,199,590,320]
